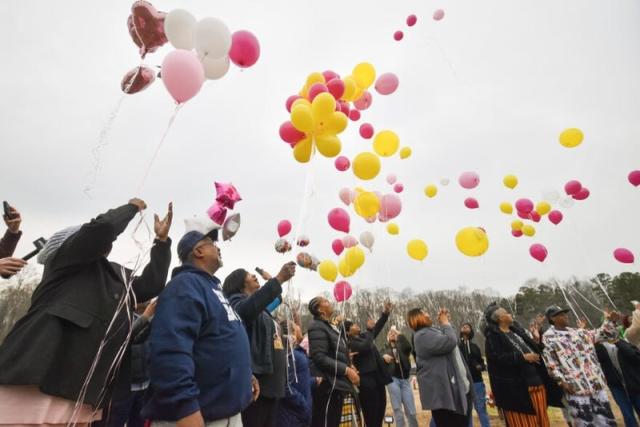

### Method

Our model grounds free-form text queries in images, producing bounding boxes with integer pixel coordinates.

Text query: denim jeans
[387,377,418,427]
[428,382,489,427]
[610,386,640,427]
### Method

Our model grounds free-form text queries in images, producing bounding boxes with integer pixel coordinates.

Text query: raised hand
[3,205,21,233]
[154,202,173,241]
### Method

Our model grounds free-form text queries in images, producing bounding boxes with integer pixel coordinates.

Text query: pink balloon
[279,121,305,144]
[308,83,328,101]
[464,197,479,209]
[393,31,404,41]
[386,174,397,185]
[327,78,345,100]
[286,95,302,112]
[338,188,354,206]
[548,210,563,225]
[406,14,418,26]
[572,187,590,200]
[393,183,404,193]
[564,180,582,195]
[322,70,340,82]
[277,220,292,237]
[614,248,635,264]
[512,229,523,238]
[365,216,376,224]
[628,170,640,187]
[380,194,402,219]
[328,208,350,233]
[515,198,534,214]
[354,91,373,111]
[433,9,445,21]
[459,171,480,189]
[359,123,374,139]
[349,110,361,121]
[338,101,350,116]
[342,235,358,248]
[161,49,205,103]
[229,30,260,68]
[530,244,548,262]
[375,73,399,95]
[335,156,350,172]
[530,211,541,223]
[334,281,352,302]
[332,239,345,256]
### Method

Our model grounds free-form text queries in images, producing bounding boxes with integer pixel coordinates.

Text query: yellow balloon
[407,239,428,261]
[306,72,325,87]
[324,112,348,134]
[522,224,536,237]
[291,98,310,109]
[536,201,551,216]
[353,62,376,88]
[559,128,583,148]
[387,223,399,235]
[455,227,489,257]
[354,191,380,218]
[318,260,338,282]
[311,92,336,120]
[511,220,524,231]
[352,152,381,180]
[293,137,313,163]
[290,104,314,133]
[352,86,364,103]
[338,257,354,277]
[500,202,513,215]
[354,187,365,193]
[424,184,438,198]
[373,130,400,157]
[315,134,341,158]
[345,246,365,271]
[503,174,518,189]
[399,147,412,159]
[342,76,358,101]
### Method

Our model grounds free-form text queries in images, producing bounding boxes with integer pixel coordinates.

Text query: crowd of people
[0,200,639,427]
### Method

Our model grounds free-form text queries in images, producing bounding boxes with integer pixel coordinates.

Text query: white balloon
[202,55,230,80]
[559,197,575,208]
[165,9,197,50]
[542,189,561,203]
[359,231,375,251]
[440,178,450,186]
[195,17,231,59]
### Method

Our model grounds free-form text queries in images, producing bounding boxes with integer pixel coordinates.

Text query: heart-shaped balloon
[127,1,168,58]
[121,66,156,94]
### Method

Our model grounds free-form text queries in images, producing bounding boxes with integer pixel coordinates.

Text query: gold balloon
[559,128,584,148]
[387,223,399,235]
[399,147,412,159]
[354,191,380,218]
[536,201,551,216]
[315,135,341,158]
[522,224,536,237]
[373,130,400,157]
[424,184,438,198]
[511,220,524,231]
[407,239,428,261]
[342,76,358,101]
[324,112,348,134]
[352,152,381,180]
[318,260,338,282]
[311,92,335,120]
[306,72,325,87]
[455,227,489,257]
[338,257,354,277]
[345,246,365,271]
[293,137,313,163]
[290,104,314,133]
[500,202,513,215]
[353,62,376,89]
[503,174,518,189]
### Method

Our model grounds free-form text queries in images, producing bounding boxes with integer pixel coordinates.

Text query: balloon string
[136,103,183,195]
[566,284,595,328]
[554,279,580,321]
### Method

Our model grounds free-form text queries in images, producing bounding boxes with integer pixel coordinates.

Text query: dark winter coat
[348,312,392,387]
[0,229,21,258]
[0,204,170,407]
[276,347,315,427]
[308,316,354,393]
[130,314,151,386]
[595,339,640,395]
[382,334,413,380]
[459,324,486,383]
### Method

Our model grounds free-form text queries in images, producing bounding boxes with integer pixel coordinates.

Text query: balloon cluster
[207,182,242,225]
[274,219,319,267]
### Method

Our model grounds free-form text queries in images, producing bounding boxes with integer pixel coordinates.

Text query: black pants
[431,409,470,427]
[359,383,387,427]
[311,381,344,427]
[92,390,145,427]
[242,396,280,427]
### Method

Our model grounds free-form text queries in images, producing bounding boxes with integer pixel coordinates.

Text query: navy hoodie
[142,264,253,422]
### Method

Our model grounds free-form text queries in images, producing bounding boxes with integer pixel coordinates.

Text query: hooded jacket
[458,323,486,383]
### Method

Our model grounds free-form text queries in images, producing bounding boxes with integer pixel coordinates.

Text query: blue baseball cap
[177,230,208,262]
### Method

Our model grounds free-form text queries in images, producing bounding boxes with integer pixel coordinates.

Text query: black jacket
[382,334,413,380]
[595,340,640,395]
[0,204,171,407]
[308,316,354,393]
[348,313,392,387]
[484,323,563,414]
[130,314,152,386]
[459,326,485,383]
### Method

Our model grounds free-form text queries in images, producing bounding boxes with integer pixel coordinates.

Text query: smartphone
[3,201,13,219]
[255,267,264,275]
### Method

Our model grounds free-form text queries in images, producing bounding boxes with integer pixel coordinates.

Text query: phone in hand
[3,201,14,220]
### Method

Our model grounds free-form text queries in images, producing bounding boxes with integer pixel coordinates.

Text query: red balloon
[393,31,404,41]
[327,79,345,100]
[349,110,361,121]
[338,101,350,116]
[121,66,156,94]
[629,170,640,187]
[229,30,260,68]
[332,239,345,256]
[277,220,292,237]
[517,210,531,220]
[308,83,328,101]
[286,95,302,112]
[529,244,548,262]
[359,123,374,139]
[548,210,563,225]
[279,121,305,145]
[127,1,168,58]
[322,70,340,82]
[512,229,523,238]
[393,183,404,193]
[613,248,635,264]
[334,281,352,302]
[572,187,590,200]
[335,156,350,172]
[464,197,479,209]
[515,198,534,214]
[564,180,582,195]
[530,211,541,223]
[406,14,418,26]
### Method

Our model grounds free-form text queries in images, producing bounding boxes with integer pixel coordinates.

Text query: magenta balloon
[458,171,480,189]
[433,9,445,21]
[359,123,374,139]
[386,173,397,185]
[572,187,590,201]
[548,210,563,225]
[530,211,541,223]
[229,30,260,68]
[342,235,358,248]
[349,109,361,121]
[322,70,339,82]
[334,281,353,302]
[335,156,351,172]
[613,248,635,264]
[517,210,531,220]
[328,208,350,233]
[375,73,399,95]
[308,83,328,101]
[327,78,345,100]
[564,180,582,195]
[380,194,402,219]
[464,197,479,209]
[393,183,404,193]
[406,14,418,26]
[354,91,373,111]
[277,219,292,237]
[512,229,523,238]
[161,49,205,103]
[279,121,306,144]
[629,170,640,187]
[286,95,302,112]
[530,244,548,262]
[332,239,345,256]
[393,31,404,41]
[515,198,534,214]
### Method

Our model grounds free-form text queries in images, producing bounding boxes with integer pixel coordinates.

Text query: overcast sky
[1,0,639,300]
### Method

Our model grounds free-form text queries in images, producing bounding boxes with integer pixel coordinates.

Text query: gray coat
[414,324,473,415]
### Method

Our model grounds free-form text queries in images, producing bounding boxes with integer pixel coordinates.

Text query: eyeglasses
[194,240,217,251]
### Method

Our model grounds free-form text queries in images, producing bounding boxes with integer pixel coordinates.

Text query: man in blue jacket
[143,230,258,427]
